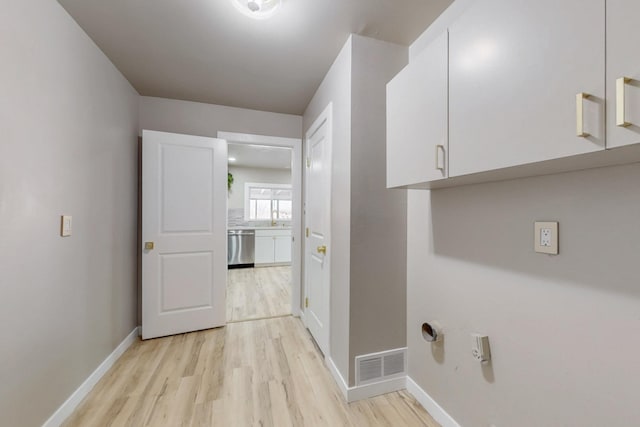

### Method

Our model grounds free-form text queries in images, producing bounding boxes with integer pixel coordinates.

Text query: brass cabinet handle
[317,245,327,255]
[144,242,154,250]
[576,92,590,137]
[617,77,631,127]
[435,144,445,172]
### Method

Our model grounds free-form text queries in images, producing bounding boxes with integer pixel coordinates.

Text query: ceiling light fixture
[228,157,237,162]
[230,0,282,20]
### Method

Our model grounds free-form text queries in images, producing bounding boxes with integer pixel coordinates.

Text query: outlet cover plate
[534,221,558,254]
[61,215,72,237]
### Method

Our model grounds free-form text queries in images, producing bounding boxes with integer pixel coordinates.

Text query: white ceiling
[58,0,452,115]
[228,143,292,169]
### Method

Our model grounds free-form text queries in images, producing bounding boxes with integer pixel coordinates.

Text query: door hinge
[306,158,311,168]
[305,227,309,237]
[305,297,309,308]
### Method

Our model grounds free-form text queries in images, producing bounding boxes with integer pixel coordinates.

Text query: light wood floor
[226,266,291,323]
[63,316,440,427]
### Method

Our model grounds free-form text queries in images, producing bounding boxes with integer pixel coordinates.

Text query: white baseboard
[326,357,406,403]
[348,376,407,402]
[42,326,140,427]
[326,356,350,400]
[406,376,461,427]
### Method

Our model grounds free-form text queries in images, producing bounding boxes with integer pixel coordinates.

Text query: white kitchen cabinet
[387,31,448,188]
[255,235,275,264]
[606,0,640,149]
[448,0,605,176]
[255,229,291,266]
[274,235,292,263]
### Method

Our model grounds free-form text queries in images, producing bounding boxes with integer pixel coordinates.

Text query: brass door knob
[317,245,327,255]
[144,242,155,250]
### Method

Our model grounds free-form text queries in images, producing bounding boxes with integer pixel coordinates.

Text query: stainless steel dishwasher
[227,229,255,268]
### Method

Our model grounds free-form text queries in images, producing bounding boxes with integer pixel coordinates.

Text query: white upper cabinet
[606,0,640,148]
[448,0,606,176]
[387,31,448,188]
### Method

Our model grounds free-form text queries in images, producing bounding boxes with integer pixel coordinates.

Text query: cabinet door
[387,31,448,187]
[606,0,640,148]
[449,0,605,176]
[274,235,292,263]
[255,236,274,264]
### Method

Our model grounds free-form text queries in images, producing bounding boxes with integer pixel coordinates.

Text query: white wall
[139,96,302,140]
[303,35,408,387]
[405,1,640,425]
[348,35,408,385]
[228,166,292,211]
[0,1,139,426]
[303,36,353,382]
[407,164,640,426]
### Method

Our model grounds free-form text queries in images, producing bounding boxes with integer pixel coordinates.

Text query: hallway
[62,316,439,426]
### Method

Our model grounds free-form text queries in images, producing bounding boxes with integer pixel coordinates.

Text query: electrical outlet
[534,221,558,255]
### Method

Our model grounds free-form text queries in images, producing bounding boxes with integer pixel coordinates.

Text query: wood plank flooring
[226,266,291,322]
[63,316,440,427]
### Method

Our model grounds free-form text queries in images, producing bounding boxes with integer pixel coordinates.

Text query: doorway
[218,132,303,323]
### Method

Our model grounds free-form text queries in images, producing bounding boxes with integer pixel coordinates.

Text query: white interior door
[304,105,332,355]
[142,130,227,340]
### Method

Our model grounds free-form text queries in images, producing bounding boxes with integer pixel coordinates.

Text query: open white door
[142,130,227,340]
[304,104,332,355]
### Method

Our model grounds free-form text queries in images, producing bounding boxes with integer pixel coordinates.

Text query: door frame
[302,102,333,353]
[217,131,303,316]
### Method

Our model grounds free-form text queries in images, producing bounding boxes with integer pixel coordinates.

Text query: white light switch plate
[61,215,72,237]
[534,221,558,254]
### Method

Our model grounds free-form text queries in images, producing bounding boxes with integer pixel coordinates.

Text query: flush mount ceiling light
[231,0,282,20]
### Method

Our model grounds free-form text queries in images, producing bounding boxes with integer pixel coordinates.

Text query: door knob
[317,245,327,255]
[144,242,155,250]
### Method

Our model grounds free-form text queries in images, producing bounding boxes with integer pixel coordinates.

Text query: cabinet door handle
[435,145,446,172]
[617,77,631,127]
[576,92,590,137]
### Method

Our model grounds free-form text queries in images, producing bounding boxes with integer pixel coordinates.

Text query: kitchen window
[244,183,292,222]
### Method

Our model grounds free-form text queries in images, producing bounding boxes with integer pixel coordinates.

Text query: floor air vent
[355,348,406,386]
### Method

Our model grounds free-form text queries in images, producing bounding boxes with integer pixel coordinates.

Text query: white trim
[217,131,303,317]
[326,356,406,403]
[406,376,461,427]
[348,376,407,402]
[42,327,140,427]
[326,356,350,400]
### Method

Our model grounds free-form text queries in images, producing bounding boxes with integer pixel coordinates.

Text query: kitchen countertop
[228,226,292,231]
